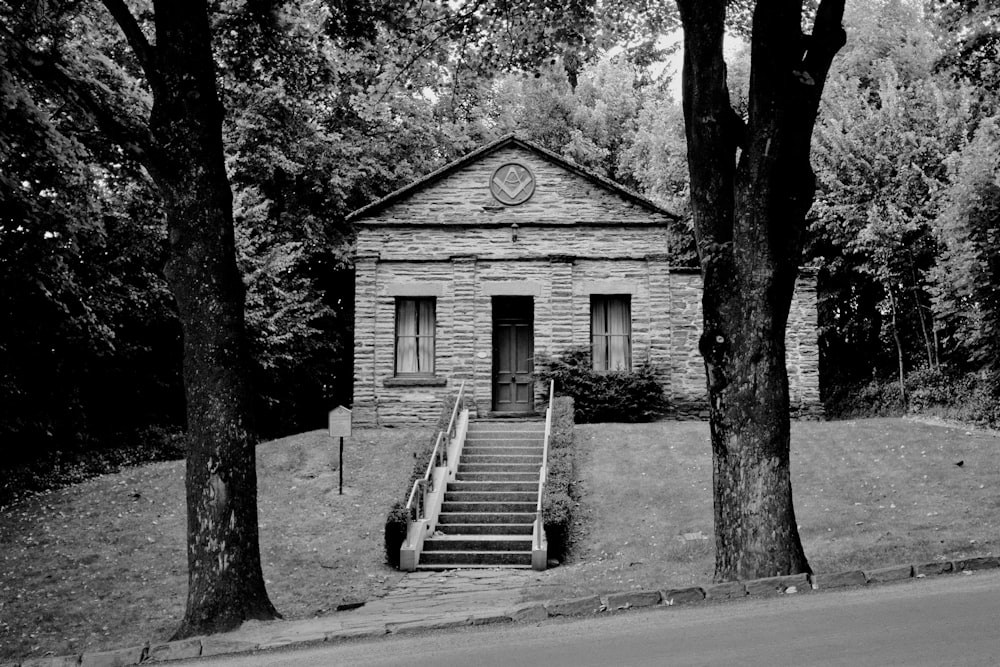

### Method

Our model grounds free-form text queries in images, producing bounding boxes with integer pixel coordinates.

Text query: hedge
[543,395,576,563]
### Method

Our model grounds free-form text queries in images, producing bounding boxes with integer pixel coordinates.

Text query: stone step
[458,463,540,474]
[415,562,533,571]
[460,454,542,464]
[454,473,539,483]
[444,490,538,503]
[436,522,534,535]
[422,535,533,552]
[441,501,537,513]
[418,550,533,567]
[465,433,545,447]
[467,421,544,433]
[448,481,537,492]
[437,512,535,525]
[460,446,544,456]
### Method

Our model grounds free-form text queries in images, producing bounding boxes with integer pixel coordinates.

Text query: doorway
[492,296,534,413]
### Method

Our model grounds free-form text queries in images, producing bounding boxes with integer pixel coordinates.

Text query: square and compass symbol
[490,163,535,205]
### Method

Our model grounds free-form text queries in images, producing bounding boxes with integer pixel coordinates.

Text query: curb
[8,556,999,666]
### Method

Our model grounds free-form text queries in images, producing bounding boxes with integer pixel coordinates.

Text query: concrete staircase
[418,419,545,570]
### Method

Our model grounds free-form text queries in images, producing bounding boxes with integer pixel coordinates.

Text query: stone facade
[349,136,822,426]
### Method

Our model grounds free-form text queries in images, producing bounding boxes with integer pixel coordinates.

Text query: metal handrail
[535,380,555,550]
[405,381,466,521]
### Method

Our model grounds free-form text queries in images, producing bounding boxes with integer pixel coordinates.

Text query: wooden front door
[492,296,534,413]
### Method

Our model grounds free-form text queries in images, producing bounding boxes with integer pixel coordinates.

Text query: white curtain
[592,296,631,371]
[396,298,435,374]
[417,298,435,372]
[607,297,630,371]
[396,299,417,373]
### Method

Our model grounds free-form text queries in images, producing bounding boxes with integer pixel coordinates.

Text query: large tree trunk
[143,0,279,638]
[677,0,845,581]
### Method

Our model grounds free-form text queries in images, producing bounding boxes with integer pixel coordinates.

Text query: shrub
[826,367,1000,429]
[537,348,668,423]
[382,392,458,567]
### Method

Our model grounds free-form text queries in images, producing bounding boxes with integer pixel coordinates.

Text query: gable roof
[345,133,680,222]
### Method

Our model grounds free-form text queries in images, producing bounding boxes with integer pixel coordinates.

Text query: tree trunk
[909,263,936,369]
[887,286,907,408]
[677,0,845,581]
[142,0,279,638]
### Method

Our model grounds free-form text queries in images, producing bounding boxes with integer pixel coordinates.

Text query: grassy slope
[0,427,430,662]
[526,418,999,600]
[3,418,996,660]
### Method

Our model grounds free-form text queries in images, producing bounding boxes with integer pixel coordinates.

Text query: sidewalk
[222,568,543,649]
[52,569,548,665]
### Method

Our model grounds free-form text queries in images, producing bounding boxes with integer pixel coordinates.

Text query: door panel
[493,298,534,412]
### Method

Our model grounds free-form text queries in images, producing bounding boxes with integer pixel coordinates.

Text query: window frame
[590,294,632,372]
[394,296,436,377]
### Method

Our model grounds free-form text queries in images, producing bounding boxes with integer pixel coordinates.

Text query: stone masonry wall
[357,224,674,262]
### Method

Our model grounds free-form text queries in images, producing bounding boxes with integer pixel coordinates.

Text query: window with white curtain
[591,295,632,371]
[395,297,435,375]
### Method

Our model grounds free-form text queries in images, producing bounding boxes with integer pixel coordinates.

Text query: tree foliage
[928,116,1000,377]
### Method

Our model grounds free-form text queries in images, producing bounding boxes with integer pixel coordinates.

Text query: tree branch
[1,23,155,168]
[677,0,737,257]
[799,0,846,124]
[99,0,159,87]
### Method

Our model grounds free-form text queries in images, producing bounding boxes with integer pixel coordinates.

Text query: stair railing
[532,380,555,569]
[405,380,465,522]
[400,381,467,571]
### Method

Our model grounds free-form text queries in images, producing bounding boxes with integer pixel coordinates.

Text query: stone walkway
[193,569,546,657]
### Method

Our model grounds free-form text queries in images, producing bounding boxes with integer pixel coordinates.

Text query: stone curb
[8,556,998,666]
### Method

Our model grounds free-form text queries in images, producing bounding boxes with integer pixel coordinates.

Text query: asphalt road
[189,570,1000,666]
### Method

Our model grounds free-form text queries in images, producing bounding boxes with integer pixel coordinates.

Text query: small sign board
[328,406,352,438]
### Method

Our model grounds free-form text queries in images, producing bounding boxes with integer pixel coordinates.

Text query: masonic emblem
[490,163,535,205]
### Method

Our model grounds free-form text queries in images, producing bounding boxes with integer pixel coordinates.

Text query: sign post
[328,406,352,495]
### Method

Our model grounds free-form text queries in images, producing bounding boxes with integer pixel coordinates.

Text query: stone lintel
[384,282,446,297]
[482,280,543,296]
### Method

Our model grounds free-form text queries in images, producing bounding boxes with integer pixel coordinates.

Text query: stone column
[352,254,379,426]
[544,255,575,406]
[645,253,673,396]
[450,255,479,413]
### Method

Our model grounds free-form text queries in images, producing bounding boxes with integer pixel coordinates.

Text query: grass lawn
[0,427,430,663]
[527,418,1000,601]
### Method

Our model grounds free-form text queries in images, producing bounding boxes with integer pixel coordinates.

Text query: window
[591,295,631,371]
[395,297,435,375]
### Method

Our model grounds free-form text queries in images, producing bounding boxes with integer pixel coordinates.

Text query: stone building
[348,135,820,426]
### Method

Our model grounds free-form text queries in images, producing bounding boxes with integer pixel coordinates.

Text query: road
[189,570,1000,666]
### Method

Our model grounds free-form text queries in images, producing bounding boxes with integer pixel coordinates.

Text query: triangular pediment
[346,135,678,226]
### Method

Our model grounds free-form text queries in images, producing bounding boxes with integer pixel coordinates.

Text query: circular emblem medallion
[490,163,535,206]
